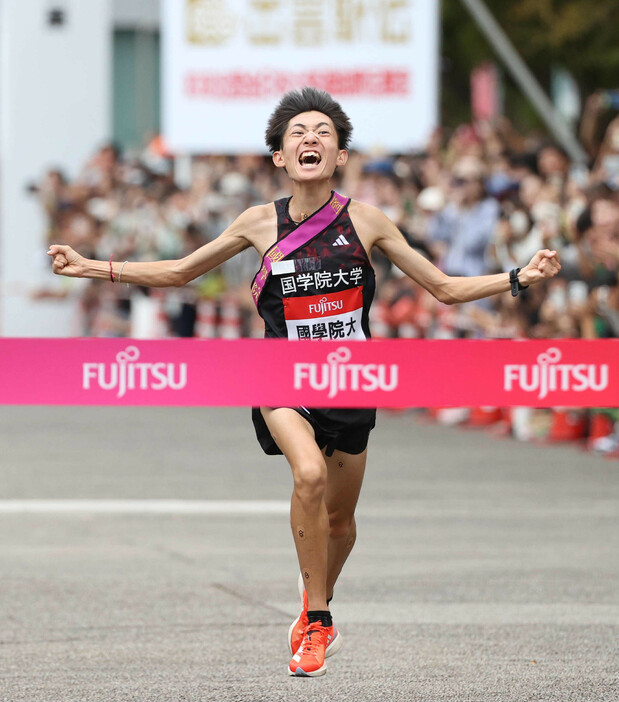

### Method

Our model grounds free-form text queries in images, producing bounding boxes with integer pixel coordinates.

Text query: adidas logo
[332,235,349,246]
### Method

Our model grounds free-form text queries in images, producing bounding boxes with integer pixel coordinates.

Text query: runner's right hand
[47,244,86,278]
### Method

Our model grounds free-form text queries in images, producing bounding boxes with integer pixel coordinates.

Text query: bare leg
[261,407,329,611]
[323,448,367,600]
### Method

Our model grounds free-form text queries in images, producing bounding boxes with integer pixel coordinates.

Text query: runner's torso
[255,193,376,340]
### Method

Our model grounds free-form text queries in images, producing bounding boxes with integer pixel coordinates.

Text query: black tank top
[257,194,376,340]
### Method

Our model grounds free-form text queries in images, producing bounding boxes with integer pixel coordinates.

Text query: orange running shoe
[288,622,332,677]
[287,573,342,658]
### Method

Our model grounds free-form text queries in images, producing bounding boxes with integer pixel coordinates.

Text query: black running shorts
[251,407,376,457]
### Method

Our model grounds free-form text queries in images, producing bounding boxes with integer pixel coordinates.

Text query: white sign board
[162,0,439,154]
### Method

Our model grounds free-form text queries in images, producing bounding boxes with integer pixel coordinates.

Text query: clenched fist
[519,249,562,286]
[47,244,86,278]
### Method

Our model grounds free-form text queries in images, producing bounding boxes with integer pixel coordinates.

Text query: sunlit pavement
[1,407,617,702]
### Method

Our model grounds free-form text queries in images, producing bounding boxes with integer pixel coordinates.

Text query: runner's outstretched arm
[47,206,264,287]
[356,202,561,304]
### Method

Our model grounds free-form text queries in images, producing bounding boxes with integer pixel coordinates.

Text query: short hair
[265,87,353,153]
[575,206,592,237]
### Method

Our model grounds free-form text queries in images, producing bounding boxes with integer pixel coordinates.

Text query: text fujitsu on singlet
[252,191,375,341]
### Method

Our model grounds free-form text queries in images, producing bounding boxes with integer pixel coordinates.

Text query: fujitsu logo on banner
[308,297,343,315]
[83,346,188,398]
[294,347,398,399]
[504,347,608,400]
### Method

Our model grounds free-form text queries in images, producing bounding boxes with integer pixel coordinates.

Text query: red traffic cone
[369,300,390,338]
[488,408,513,438]
[153,291,169,338]
[587,413,615,452]
[220,297,241,339]
[547,409,587,443]
[195,299,217,338]
[466,407,503,427]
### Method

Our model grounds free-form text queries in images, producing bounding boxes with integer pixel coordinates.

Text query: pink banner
[0,339,617,408]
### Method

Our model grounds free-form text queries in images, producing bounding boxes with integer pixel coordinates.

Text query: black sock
[307,610,332,627]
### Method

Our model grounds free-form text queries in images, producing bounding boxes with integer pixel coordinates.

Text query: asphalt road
[0,407,617,702]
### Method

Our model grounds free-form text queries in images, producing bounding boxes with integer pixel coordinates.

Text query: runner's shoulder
[348,199,389,224]
[348,199,393,244]
[232,203,276,229]
[225,203,277,243]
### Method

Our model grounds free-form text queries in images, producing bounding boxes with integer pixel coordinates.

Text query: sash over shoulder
[250,191,350,308]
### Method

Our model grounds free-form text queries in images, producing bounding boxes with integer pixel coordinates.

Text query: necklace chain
[291,211,309,224]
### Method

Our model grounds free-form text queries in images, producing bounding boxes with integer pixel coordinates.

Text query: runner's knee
[328,511,356,540]
[292,461,327,502]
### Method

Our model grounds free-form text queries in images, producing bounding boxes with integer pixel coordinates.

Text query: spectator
[31,118,617,350]
[32,115,619,453]
[427,156,499,278]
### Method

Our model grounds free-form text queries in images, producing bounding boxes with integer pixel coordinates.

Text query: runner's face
[273,111,348,181]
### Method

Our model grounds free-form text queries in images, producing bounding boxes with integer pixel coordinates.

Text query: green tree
[441,0,619,131]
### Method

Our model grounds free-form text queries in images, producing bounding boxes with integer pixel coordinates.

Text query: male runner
[48,87,561,677]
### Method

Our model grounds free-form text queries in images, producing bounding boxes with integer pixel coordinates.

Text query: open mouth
[298,150,322,167]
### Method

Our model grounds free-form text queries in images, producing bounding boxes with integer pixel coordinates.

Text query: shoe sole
[326,628,343,657]
[288,663,327,677]
[288,573,343,657]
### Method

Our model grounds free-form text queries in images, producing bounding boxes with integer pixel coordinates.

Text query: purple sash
[251,191,350,308]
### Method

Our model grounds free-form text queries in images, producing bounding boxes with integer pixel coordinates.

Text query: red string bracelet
[109,254,116,282]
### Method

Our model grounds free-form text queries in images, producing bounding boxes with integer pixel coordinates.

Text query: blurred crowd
[34,103,619,454]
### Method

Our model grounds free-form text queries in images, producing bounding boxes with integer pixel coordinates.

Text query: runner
[48,87,561,677]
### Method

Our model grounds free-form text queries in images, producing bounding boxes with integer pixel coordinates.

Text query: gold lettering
[381,0,410,44]
[330,198,343,214]
[336,0,366,42]
[266,247,284,263]
[293,0,324,46]
[186,0,237,46]
[248,0,283,45]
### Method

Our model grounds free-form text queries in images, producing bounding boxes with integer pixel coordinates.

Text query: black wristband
[510,268,528,297]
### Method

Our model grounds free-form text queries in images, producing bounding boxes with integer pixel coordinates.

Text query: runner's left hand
[519,249,561,286]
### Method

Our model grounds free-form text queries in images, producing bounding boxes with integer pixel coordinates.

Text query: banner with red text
[0,339,617,407]
[162,0,439,153]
